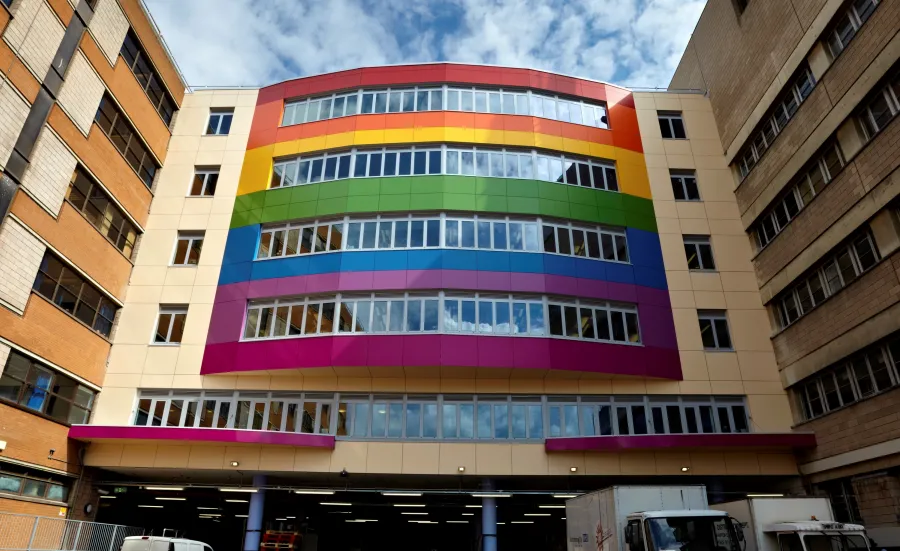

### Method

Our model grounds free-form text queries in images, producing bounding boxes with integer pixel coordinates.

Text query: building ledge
[68,425,336,449]
[545,432,816,452]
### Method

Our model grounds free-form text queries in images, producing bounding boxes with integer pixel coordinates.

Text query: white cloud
[145,0,704,89]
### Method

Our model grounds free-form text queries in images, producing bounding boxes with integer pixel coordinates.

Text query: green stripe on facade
[231,176,658,232]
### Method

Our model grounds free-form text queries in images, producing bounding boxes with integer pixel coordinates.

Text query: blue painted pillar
[482,480,497,551]
[243,475,266,551]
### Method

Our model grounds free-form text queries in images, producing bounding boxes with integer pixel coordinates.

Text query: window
[154,307,187,344]
[270,145,618,192]
[826,0,880,58]
[282,86,608,129]
[658,112,686,139]
[65,167,139,258]
[0,350,95,424]
[0,468,70,502]
[119,30,177,126]
[671,170,700,201]
[698,311,733,351]
[172,232,204,266]
[190,168,219,196]
[819,479,862,523]
[206,109,234,135]
[752,142,844,249]
[858,71,899,138]
[32,252,118,337]
[242,292,641,346]
[131,390,750,439]
[684,236,716,271]
[797,334,900,421]
[776,231,880,328]
[736,65,817,180]
[94,94,159,187]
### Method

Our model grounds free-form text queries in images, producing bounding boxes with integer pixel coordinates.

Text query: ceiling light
[346,519,377,523]
[447,520,468,524]
[458,466,466,472]
[409,520,437,524]
[286,516,296,519]
[465,505,482,508]
[230,461,239,467]
[470,493,511,498]
[199,513,221,517]
[539,505,566,509]
[562,517,567,520]
[138,505,164,509]
[747,494,784,498]
[225,499,248,503]
[393,504,426,507]
[462,513,474,516]
[525,513,551,517]
[328,511,352,514]
[401,512,428,516]
[276,518,287,521]
[235,515,248,518]
[295,490,335,495]
[569,467,578,473]
[553,494,578,499]
[155,497,186,501]
[99,496,116,499]
[497,522,506,525]
[197,507,219,510]
[321,502,352,506]
[382,492,423,497]
[219,488,257,493]
[145,486,184,491]
[681,467,690,472]
[511,521,534,524]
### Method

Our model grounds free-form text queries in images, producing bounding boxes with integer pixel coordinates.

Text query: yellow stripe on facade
[239,129,651,199]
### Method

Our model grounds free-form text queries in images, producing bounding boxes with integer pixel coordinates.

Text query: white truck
[718,497,869,551]
[566,487,869,551]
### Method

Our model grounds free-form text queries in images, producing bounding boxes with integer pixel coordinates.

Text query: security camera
[340,469,349,478]
[48,449,55,458]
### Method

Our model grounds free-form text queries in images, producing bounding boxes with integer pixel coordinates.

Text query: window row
[119,29,177,126]
[65,167,139,259]
[0,469,69,503]
[242,292,641,345]
[281,85,609,129]
[94,94,159,188]
[858,68,900,139]
[737,66,816,180]
[257,214,629,263]
[752,143,844,249]
[826,0,879,59]
[270,145,619,192]
[0,350,95,425]
[133,391,750,439]
[798,333,900,421]
[777,232,879,328]
[32,252,119,338]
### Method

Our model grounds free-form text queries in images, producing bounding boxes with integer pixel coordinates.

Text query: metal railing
[0,514,143,551]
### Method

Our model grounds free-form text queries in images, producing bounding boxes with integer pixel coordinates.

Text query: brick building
[0,0,184,520]
[671,0,900,545]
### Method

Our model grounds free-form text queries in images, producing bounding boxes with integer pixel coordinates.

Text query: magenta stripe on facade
[68,425,336,448]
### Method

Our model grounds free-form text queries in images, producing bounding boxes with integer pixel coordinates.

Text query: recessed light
[99,496,116,499]
[219,488,257,493]
[470,493,511,498]
[286,516,296,519]
[230,461,239,467]
[138,505,164,508]
[225,499,248,503]
[155,497,186,501]
[465,505,482,508]
[497,522,506,525]
[747,494,784,498]
[681,467,690,472]
[321,502,352,506]
[525,513,551,517]
[409,520,437,524]
[276,518,287,521]
[235,514,248,518]
[552,494,578,499]
[199,513,221,517]
[295,490,335,495]
[393,504,426,507]
[462,513,474,516]
[346,519,377,523]
[401,512,428,515]
[145,486,184,491]
[569,467,578,473]
[197,507,219,510]
[511,521,534,524]
[446,520,468,523]
[539,505,566,509]
[382,492,423,497]
[458,466,466,472]
[562,517,567,520]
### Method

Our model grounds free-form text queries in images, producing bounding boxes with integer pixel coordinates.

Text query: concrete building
[671,0,900,544]
[55,65,810,548]
[0,0,184,520]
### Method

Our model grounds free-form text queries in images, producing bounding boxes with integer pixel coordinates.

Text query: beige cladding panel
[4,0,66,82]
[21,127,78,216]
[57,51,106,136]
[0,78,31,170]
[0,218,47,314]
[88,0,129,67]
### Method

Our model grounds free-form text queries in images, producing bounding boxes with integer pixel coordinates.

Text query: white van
[121,536,213,551]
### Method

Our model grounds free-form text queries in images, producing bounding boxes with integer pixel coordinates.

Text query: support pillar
[482,479,497,551]
[243,475,266,551]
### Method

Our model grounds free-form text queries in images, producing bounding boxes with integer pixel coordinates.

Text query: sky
[144,0,706,90]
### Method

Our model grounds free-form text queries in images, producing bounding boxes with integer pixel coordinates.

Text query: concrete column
[243,475,266,551]
[482,480,497,551]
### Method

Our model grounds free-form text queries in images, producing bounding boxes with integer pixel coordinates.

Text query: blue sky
[145,0,706,89]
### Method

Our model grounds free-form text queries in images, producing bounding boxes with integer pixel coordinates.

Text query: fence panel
[0,513,141,551]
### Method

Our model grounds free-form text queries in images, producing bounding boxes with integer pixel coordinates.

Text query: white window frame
[657,112,686,139]
[670,171,700,201]
[698,310,732,351]
[153,307,188,345]
[206,109,234,136]
[171,232,204,266]
[190,168,219,197]
[683,236,716,271]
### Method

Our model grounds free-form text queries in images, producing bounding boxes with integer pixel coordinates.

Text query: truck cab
[624,510,742,551]
[764,521,869,551]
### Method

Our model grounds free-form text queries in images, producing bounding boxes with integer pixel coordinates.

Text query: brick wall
[0,218,47,314]
[797,387,900,464]
[87,0,129,67]
[21,126,78,216]
[0,403,76,474]
[773,251,900,367]
[853,473,900,529]
[0,496,66,517]
[4,0,65,82]
[57,51,106,137]
[0,77,31,170]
